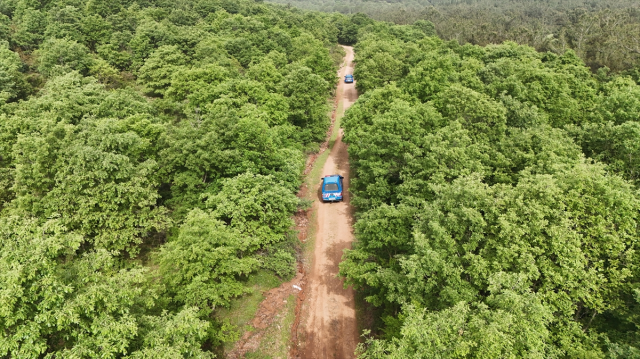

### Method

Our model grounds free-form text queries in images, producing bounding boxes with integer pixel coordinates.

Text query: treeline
[267,0,640,73]
[0,0,354,356]
[417,0,640,73]
[340,21,640,357]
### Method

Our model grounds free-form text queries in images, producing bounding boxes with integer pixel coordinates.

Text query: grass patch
[354,288,379,344]
[301,206,319,271]
[244,294,296,359]
[330,44,347,68]
[306,149,330,200]
[302,89,348,270]
[303,141,321,155]
[216,79,350,355]
[302,111,342,269]
[329,105,343,148]
[306,103,344,201]
[216,270,282,352]
[234,66,353,356]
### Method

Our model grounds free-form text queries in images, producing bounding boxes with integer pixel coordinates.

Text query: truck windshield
[324,183,339,191]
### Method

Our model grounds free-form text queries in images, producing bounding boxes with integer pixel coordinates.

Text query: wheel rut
[292,45,359,359]
[227,46,359,359]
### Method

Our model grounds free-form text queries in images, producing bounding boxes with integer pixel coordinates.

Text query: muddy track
[292,46,359,359]
[227,46,358,359]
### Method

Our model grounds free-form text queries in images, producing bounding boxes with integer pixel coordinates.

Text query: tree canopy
[267,0,640,73]
[0,0,346,356]
[340,21,640,358]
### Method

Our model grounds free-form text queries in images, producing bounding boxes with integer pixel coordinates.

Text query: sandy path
[297,45,359,359]
[228,46,358,359]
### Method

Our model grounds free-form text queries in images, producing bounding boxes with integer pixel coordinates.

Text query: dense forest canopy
[339,19,640,358]
[4,0,640,356]
[267,0,639,13]
[267,0,640,72]
[0,0,360,356]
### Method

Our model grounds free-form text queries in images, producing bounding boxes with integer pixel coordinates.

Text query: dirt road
[296,46,359,359]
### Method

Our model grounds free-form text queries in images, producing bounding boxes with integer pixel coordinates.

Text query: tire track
[292,45,359,359]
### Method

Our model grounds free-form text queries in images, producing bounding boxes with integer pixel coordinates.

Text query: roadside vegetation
[5,0,640,357]
[339,20,640,357]
[0,0,365,356]
[266,0,640,73]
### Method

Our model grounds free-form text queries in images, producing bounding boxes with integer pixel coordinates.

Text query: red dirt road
[297,46,359,359]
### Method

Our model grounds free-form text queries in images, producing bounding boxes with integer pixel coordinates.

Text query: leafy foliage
[0,42,28,101]
[35,38,94,77]
[269,0,640,73]
[341,22,640,357]
[0,0,342,356]
[158,209,260,313]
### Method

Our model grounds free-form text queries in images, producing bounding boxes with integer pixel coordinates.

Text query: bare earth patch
[292,46,359,359]
[226,46,357,359]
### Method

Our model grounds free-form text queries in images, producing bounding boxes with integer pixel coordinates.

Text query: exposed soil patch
[292,46,359,359]
[226,46,356,359]
[226,270,305,359]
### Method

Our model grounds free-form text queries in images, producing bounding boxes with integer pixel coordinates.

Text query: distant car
[321,175,344,202]
[344,74,354,83]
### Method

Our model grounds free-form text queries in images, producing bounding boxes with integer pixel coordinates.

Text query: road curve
[298,45,359,359]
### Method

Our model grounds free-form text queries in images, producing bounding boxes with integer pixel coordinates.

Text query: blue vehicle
[344,74,354,83]
[321,175,344,202]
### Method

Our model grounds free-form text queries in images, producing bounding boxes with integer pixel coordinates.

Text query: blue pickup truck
[321,175,344,202]
[344,74,354,83]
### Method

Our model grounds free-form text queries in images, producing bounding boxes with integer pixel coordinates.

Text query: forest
[339,18,640,358]
[4,0,640,356]
[0,0,360,356]
[267,0,640,73]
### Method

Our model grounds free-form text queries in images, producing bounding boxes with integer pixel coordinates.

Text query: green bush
[35,38,94,77]
[342,23,640,357]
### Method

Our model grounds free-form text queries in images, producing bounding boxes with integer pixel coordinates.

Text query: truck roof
[323,175,341,184]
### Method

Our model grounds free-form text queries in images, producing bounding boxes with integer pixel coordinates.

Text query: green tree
[0,216,214,357]
[0,14,10,42]
[0,1,343,355]
[205,172,300,246]
[343,29,640,356]
[278,65,330,143]
[35,38,94,77]
[81,14,113,50]
[43,5,85,43]
[137,45,188,96]
[0,42,28,101]
[158,208,260,312]
[11,7,48,50]
[0,217,147,357]
[360,288,554,358]
[12,116,170,253]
